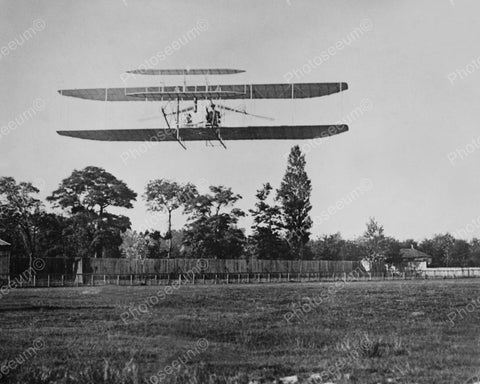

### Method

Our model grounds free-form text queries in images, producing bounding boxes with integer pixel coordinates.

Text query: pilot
[213,108,221,127]
[206,106,213,125]
[207,104,221,127]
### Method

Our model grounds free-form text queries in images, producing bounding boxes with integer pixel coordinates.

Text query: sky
[1,0,480,241]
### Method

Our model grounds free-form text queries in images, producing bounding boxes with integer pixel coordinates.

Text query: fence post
[179,274,182,284]
[192,274,195,285]
[247,274,250,284]
[130,275,133,285]
[154,275,157,285]
[287,273,290,281]
[103,275,106,285]
[117,275,120,285]
[33,275,36,287]
[203,274,205,284]
[47,275,50,288]
[62,275,65,286]
[268,274,271,283]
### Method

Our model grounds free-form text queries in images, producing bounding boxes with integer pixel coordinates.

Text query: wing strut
[161,107,187,150]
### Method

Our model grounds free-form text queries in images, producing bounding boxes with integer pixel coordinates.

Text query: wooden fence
[0,255,9,276]
[0,257,367,287]
[82,258,362,275]
[3,266,480,288]
[4,257,480,284]
[1,257,364,277]
[0,270,424,288]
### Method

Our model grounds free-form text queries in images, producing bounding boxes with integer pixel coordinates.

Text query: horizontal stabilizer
[127,68,245,75]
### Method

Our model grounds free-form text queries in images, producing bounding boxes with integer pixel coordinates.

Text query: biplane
[56,68,349,149]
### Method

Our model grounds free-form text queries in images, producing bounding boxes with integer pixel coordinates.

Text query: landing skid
[161,107,187,150]
[205,124,227,149]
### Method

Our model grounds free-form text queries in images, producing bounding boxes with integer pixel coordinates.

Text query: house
[400,245,432,271]
[0,238,11,258]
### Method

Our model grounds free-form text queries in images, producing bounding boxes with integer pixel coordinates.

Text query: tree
[468,238,480,267]
[383,237,402,266]
[48,166,136,215]
[183,186,245,259]
[310,233,345,260]
[120,230,149,260]
[419,234,455,267]
[249,183,288,259]
[276,145,312,260]
[144,179,197,258]
[449,239,470,267]
[35,212,70,258]
[91,213,131,258]
[0,177,43,269]
[339,238,368,261]
[158,229,186,258]
[61,211,96,258]
[362,217,387,264]
[48,166,137,258]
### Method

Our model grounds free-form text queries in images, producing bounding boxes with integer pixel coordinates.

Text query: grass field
[1,279,480,384]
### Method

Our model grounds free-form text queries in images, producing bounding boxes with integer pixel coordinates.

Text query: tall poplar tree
[277,145,312,259]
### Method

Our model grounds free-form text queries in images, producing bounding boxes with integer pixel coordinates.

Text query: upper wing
[57,125,348,142]
[58,83,348,101]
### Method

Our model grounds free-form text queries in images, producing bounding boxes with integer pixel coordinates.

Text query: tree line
[1,145,480,268]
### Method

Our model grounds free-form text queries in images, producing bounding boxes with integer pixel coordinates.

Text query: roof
[400,247,431,261]
[0,238,11,247]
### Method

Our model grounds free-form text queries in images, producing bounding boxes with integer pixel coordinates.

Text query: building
[400,245,432,271]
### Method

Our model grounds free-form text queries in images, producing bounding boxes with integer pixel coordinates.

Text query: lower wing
[57,125,348,142]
